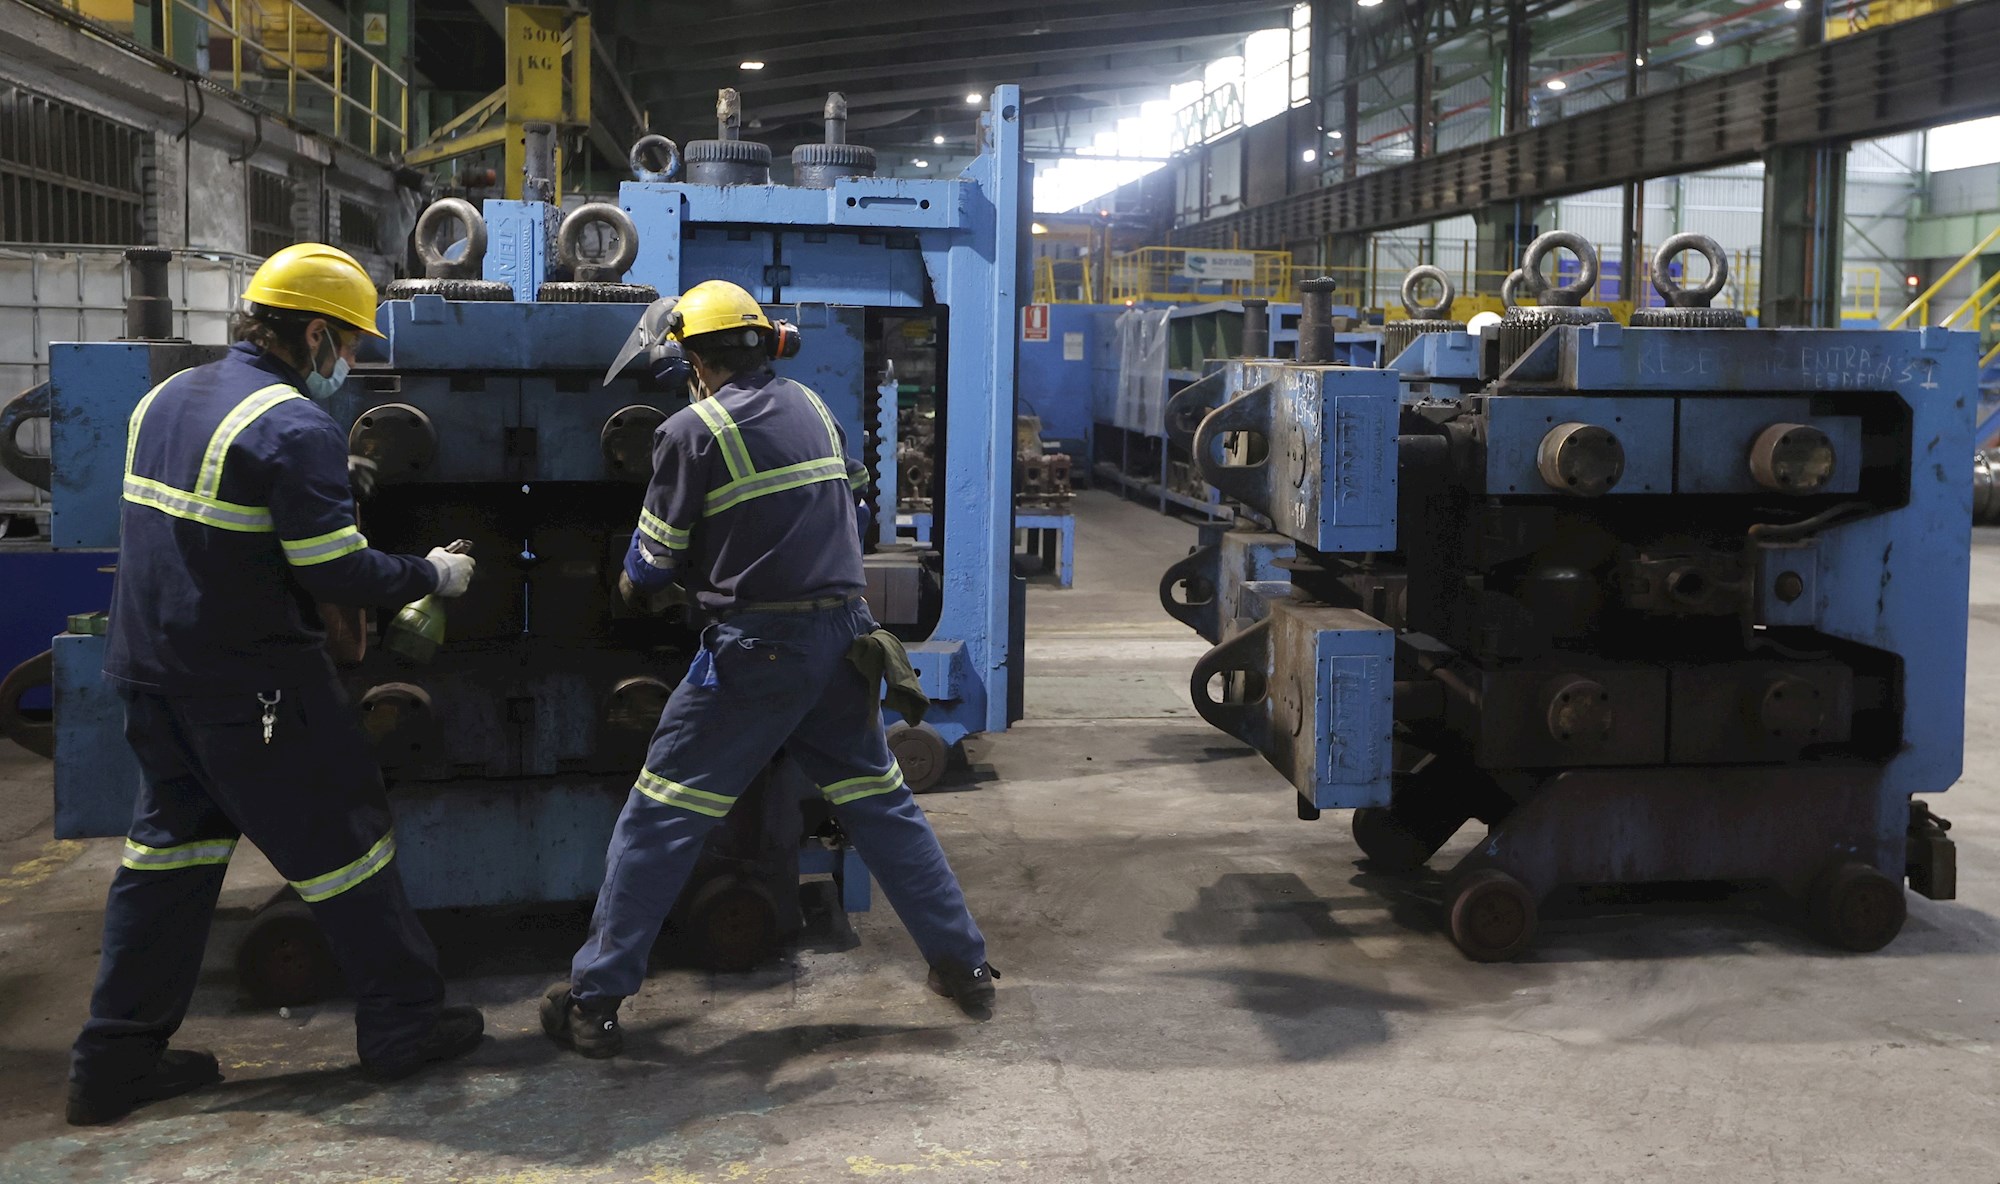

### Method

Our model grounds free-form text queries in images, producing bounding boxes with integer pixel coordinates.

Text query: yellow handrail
[1031,256,1097,305]
[1983,339,2000,369]
[1943,266,2000,328]
[1888,223,2000,329]
[52,0,409,155]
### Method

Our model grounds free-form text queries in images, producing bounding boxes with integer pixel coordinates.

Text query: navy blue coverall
[73,342,448,1086]
[570,368,986,1001]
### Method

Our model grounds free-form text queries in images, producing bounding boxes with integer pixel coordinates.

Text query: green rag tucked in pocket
[846,629,928,724]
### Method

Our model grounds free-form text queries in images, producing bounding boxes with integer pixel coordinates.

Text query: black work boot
[360,1004,486,1082]
[926,960,999,1019]
[66,1048,223,1126]
[540,981,623,1058]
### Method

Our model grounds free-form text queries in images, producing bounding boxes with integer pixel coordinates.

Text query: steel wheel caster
[235,898,340,1008]
[886,721,949,793]
[1809,861,1907,952]
[1352,807,1439,872]
[1447,869,1538,962]
[683,873,781,973]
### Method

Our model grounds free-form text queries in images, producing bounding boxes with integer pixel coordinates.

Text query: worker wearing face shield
[543,280,995,1059]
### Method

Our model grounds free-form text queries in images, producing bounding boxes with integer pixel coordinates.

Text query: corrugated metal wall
[1929,163,2000,215]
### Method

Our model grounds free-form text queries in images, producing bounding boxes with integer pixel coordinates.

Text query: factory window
[337,197,380,255]
[0,86,146,245]
[1172,3,1312,152]
[248,168,296,258]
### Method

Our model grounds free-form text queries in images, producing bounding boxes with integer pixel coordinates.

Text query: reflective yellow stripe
[123,374,185,475]
[822,764,906,806]
[281,524,367,566]
[292,832,395,903]
[123,474,275,532]
[635,769,737,817]
[690,399,754,482]
[638,507,690,551]
[197,384,302,499]
[121,837,238,871]
[704,457,849,516]
[798,385,844,455]
[689,387,856,517]
[848,467,870,491]
[123,375,300,537]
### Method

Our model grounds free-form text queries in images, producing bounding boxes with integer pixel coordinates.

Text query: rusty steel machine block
[1167,234,1978,962]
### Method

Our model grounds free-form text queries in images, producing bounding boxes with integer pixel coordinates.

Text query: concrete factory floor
[2,491,1999,1182]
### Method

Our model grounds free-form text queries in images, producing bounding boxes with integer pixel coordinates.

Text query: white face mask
[305,329,349,398]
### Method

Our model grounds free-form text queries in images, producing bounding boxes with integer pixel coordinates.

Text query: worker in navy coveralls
[65,244,484,1126]
[542,280,995,1058]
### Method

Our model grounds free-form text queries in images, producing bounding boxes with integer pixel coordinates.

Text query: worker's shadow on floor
[187,1017,964,1160]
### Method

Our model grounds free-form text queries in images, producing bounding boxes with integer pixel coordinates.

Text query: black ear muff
[768,320,802,359]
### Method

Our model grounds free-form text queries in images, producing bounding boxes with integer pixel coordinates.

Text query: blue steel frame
[1013,511,1074,588]
[1178,321,1976,885]
[488,87,1025,748]
[38,89,1025,925]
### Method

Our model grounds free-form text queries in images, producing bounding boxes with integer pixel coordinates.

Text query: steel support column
[1619,0,1648,303]
[1411,1,1434,159]
[1761,141,1848,328]
[1474,202,1536,296]
[1503,1,1531,135]
[1340,1,1361,181]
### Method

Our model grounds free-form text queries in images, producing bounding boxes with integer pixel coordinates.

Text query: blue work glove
[619,528,688,613]
[623,528,674,590]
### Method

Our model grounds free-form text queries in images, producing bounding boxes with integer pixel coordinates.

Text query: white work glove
[426,547,476,598]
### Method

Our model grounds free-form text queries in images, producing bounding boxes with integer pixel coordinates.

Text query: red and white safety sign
[1021,303,1050,341]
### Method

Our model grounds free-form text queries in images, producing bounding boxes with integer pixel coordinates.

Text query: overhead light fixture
[1546,78,1567,91]
[1635,56,1645,66]
[913,159,929,167]
[1357,0,1383,7]
[1695,30,1715,46]
[1031,222,1049,235]
[1784,0,1803,7]
[933,134,946,145]
[739,61,765,71]
[965,93,982,104]
[1328,129,1343,140]
[1301,148,1317,162]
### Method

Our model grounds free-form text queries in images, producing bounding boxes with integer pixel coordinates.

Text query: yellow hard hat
[669,279,771,341]
[242,243,386,339]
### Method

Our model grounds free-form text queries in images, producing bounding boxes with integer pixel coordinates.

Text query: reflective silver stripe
[124,377,183,475]
[281,525,367,566]
[822,764,906,806]
[291,832,396,903]
[690,399,755,481]
[635,769,735,817]
[636,539,675,569]
[637,507,690,550]
[197,384,303,499]
[705,458,849,515]
[123,374,298,536]
[121,837,238,871]
[798,385,844,455]
[122,476,275,532]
